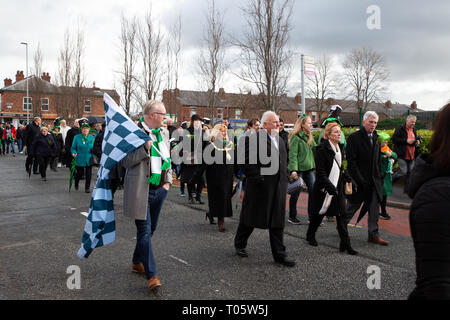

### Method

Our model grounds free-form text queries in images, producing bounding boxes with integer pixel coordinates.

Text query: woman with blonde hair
[306,122,356,255]
[287,114,317,224]
[192,123,235,231]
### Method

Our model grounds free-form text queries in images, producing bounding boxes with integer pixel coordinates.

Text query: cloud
[1,0,449,111]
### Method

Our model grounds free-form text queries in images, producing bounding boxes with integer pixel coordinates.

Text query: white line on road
[169,255,192,266]
[80,212,88,217]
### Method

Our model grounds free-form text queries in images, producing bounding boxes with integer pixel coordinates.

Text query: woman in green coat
[287,115,317,224]
[71,122,95,193]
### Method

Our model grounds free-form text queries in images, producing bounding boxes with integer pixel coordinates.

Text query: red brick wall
[1,91,117,122]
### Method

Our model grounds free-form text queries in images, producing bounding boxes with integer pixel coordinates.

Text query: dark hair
[278,118,284,123]
[429,103,450,170]
[246,118,259,130]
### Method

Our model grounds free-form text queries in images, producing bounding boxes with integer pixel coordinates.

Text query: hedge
[311,127,433,154]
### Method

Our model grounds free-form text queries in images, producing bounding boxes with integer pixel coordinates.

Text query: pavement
[0,153,416,302]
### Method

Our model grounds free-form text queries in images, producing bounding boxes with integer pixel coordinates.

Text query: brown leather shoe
[148,276,162,291]
[368,236,389,246]
[131,263,145,274]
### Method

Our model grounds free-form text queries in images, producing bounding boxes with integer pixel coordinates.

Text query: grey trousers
[345,189,380,239]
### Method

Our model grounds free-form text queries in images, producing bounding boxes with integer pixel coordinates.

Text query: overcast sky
[1,0,449,111]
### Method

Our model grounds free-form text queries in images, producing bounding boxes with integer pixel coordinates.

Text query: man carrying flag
[77,94,171,293]
[121,100,172,292]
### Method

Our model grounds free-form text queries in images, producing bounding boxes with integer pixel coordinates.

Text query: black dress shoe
[195,197,205,204]
[274,257,296,267]
[339,242,358,255]
[236,248,248,257]
[306,236,318,247]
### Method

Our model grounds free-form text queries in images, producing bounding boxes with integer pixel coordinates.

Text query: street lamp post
[20,42,29,124]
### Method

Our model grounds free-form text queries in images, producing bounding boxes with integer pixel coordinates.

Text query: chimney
[385,100,392,109]
[218,88,225,98]
[41,72,51,82]
[16,70,25,82]
[4,78,12,87]
[294,93,301,104]
[411,101,417,110]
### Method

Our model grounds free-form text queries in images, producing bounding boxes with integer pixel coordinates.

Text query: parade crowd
[1,100,449,299]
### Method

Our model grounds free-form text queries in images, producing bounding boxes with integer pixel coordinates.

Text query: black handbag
[287,176,305,194]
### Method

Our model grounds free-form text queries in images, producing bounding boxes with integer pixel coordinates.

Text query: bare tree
[234,0,293,113]
[72,25,86,119]
[166,14,182,91]
[306,54,339,124]
[342,46,389,113]
[197,0,227,120]
[136,8,163,107]
[118,13,138,115]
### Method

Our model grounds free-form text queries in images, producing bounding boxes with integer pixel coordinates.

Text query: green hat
[378,132,390,142]
[322,117,343,127]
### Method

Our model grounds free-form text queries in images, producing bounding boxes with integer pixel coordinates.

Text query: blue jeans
[6,140,15,154]
[133,187,168,279]
[17,139,23,153]
[289,169,315,220]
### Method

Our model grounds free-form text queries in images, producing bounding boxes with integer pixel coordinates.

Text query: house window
[23,97,32,111]
[217,108,223,119]
[190,107,196,118]
[235,109,241,119]
[311,112,317,123]
[84,100,91,113]
[41,98,49,111]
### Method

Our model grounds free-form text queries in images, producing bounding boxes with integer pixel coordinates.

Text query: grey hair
[363,111,379,121]
[406,114,417,121]
[260,111,278,126]
[143,100,164,115]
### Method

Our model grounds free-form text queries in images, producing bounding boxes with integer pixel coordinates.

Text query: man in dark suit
[234,111,295,267]
[24,117,41,174]
[345,111,389,246]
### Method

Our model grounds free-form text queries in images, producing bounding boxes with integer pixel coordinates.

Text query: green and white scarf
[141,119,171,186]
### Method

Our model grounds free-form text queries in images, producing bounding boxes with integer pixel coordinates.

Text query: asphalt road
[0,153,416,300]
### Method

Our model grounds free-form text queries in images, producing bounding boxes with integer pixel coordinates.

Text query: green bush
[377,117,426,130]
[313,127,433,154]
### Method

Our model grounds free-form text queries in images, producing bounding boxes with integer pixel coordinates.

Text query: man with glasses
[121,100,172,292]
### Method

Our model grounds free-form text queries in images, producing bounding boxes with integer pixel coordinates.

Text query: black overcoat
[194,141,235,218]
[346,127,382,203]
[239,130,289,229]
[310,139,347,217]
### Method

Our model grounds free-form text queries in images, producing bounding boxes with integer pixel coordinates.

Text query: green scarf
[148,128,171,186]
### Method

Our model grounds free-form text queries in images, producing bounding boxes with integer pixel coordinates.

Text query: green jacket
[381,150,397,196]
[71,133,95,167]
[288,131,317,172]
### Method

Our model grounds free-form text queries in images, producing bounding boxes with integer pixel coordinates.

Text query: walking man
[234,111,295,267]
[345,111,389,246]
[391,115,420,193]
[120,100,172,291]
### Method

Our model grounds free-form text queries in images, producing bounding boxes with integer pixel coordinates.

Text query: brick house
[162,88,421,126]
[0,70,120,127]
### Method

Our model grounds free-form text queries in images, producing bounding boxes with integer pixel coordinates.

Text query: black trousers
[35,155,51,178]
[234,223,287,261]
[75,166,92,191]
[26,154,39,173]
[307,213,351,246]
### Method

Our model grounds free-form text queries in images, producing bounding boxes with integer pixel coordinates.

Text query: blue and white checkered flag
[77,93,150,259]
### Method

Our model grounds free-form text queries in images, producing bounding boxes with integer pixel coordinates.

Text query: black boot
[188,195,195,204]
[205,212,216,224]
[306,228,318,246]
[339,241,358,255]
[195,195,204,204]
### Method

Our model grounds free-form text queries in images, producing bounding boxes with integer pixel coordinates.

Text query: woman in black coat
[30,126,57,181]
[306,123,357,255]
[408,103,450,300]
[193,124,235,231]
